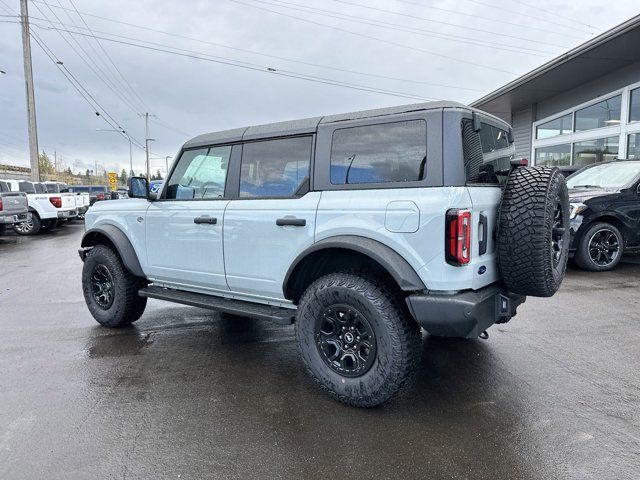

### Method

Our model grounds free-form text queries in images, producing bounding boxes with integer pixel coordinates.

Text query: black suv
[567,160,640,271]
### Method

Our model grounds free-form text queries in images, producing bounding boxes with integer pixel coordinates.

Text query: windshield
[567,162,640,189]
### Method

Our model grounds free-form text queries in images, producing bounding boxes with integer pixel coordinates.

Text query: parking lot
[0,221,638,480]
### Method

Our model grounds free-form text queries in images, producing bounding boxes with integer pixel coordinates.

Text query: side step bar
[139,286,296,325]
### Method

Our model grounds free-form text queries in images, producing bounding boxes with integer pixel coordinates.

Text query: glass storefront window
[628,133,640,159]
[574,95,622,131]
[573,137,619,166]
[630,88,640,123]
[535,144,571,166]
[536,114,572,139]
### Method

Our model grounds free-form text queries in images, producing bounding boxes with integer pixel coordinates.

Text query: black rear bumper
[405,284,526,339]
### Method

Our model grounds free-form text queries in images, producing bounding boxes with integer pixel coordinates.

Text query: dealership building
[472,14,640,167]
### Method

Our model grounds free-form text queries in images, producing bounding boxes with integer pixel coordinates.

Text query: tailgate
[62,194,76,210]
[1,192,28,215]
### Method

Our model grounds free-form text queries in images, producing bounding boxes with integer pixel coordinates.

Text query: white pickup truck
[0,180,29,235]
[44,181,90,219]
[3,179,77,235]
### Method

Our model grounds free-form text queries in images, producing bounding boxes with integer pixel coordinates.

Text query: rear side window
[240,136,312,198]
[0,181,7,192]
[166,146,230,200]
[463,120,514,185]
[19,182,35,194]
[34,183,45,193]
[330,120,426,185]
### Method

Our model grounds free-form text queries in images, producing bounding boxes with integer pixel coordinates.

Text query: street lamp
[96,128,133,178]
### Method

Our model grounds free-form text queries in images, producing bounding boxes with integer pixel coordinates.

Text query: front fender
[80,224,145,277]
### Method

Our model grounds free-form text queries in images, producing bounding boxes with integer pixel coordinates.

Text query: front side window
[535,144,571,166]
[240,136,311,198]
[330,120,426,185]
[536,114,572,139]
[574,95,622,131]
[573,136,619,166]
[628,133,640,159]
[166,146,230,200]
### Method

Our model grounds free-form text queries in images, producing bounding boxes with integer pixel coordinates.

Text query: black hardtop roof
[183,101,497,149]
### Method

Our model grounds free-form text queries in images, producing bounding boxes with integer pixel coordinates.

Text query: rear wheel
[575,222,623,271]
[82,245,147,327]
[295,272,421,407]
[13,212,41,235]
[40,219,55,232]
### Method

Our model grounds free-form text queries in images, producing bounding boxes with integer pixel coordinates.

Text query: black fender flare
[283,235,426,299]
[80,224,144,277]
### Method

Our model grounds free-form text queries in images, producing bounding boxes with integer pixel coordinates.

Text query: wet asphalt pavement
[1,222,639,480]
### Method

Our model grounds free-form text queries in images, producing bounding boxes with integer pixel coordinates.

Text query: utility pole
[140,112,156,180]
[20,0,40,182]
[54,150,57,173]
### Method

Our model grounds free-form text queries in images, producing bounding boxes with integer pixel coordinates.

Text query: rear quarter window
[330,120,427,185]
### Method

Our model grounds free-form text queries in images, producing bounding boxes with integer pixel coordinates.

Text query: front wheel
[575,222,623,271]
[295,272,421,407]
[82,245,148,327]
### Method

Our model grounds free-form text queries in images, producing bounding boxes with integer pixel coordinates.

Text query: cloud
[0,0,636,174]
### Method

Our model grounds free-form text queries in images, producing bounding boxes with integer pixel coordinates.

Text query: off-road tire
[82,245,147,327]
[574,222,623,272]
[295,272,421,407]
[13,212,41,235]
[497,166,570,297]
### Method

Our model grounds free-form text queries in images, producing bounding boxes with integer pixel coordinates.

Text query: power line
[384,0,594,37]
[238,0,575,50]
[28,3,487,93]
[29,28,146,149]
[461,0,596,33]
[225,0,516,75]
[30,23,442,101]
[65,0,153,113]
[31,1,144,116]
[236,0,559,56]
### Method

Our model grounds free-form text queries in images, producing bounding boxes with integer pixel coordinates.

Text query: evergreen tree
[119,169,127,185]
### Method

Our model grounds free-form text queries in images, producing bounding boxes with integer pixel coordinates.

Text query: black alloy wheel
[316,304,377,378]
[551,196,566,267]
[90,264,115,309]
[588,228,620,267]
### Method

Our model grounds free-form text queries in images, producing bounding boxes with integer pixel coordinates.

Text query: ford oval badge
[478,266,487,275]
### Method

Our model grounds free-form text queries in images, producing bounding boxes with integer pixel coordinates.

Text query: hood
[568,188,618,203]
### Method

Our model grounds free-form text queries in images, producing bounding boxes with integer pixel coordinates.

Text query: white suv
[79,101,570,407]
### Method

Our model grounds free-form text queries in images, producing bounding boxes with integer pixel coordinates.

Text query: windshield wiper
[571,184,602,189]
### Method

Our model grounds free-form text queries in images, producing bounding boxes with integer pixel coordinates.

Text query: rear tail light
[49,196,62,208]
[96,193,105,200]
[445,209,472,266]
[0,198,3,211]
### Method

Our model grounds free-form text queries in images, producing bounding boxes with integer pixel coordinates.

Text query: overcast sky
[0,0,638,176]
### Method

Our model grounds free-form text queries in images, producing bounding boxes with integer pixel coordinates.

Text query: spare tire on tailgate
[497,166,570,297]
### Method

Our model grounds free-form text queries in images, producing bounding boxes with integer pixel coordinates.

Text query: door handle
[194,215,217,225]
[478,213,488,255]
[276,217,306,227]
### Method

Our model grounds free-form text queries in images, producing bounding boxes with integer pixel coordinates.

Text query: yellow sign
[108,172,118,191]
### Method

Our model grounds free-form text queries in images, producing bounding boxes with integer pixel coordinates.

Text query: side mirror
[128,176,149,199]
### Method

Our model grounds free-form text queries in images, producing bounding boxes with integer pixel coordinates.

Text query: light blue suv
[79,101,570,406]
